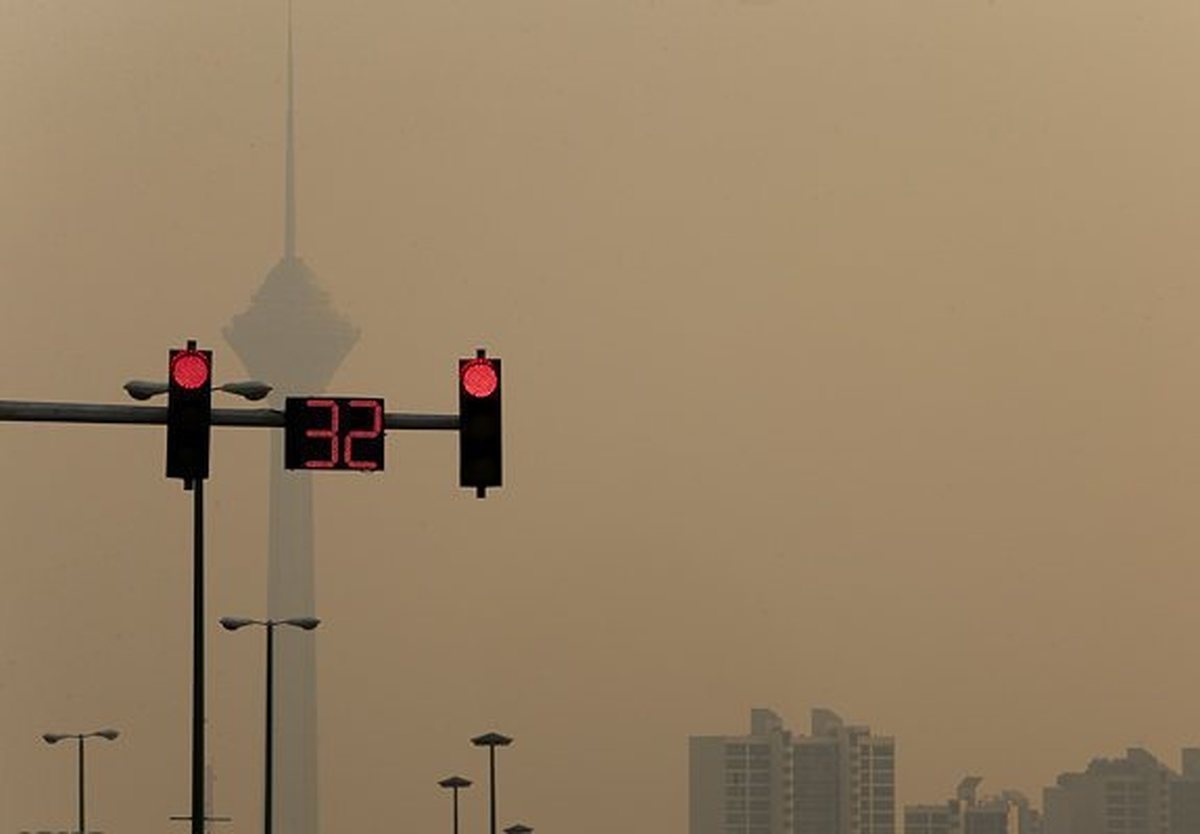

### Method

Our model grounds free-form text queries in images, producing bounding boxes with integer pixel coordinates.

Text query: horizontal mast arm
[0,401,458,430]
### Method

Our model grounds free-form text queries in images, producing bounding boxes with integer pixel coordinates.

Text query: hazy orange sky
[5,1,1200,832]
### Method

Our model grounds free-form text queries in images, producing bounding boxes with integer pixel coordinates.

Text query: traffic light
[166,344,213,482]
[459,351,501,496]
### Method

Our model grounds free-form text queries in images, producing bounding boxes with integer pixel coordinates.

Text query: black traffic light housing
[166,342,213,483]
[459,350,501,497]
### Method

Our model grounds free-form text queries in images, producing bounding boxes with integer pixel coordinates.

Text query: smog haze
[4,2,1200,833]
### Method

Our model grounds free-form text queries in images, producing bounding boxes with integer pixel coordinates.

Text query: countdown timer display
[285,397,385,471]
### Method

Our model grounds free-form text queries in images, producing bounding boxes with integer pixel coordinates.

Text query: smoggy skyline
[4,2,1200,833]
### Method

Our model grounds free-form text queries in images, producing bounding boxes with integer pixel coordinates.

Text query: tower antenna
[284,0,296,260]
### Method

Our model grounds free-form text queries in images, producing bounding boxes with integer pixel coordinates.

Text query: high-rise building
[793,712,840,834]
[792,708,895,834]
[690,709,795,834]
[843,720,895,834]
[1042,748,1172,834]
[1042,746,1200,834]
[691,708,895,834]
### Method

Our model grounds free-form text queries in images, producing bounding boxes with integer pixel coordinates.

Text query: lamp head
[220,617,256,631]
[282,617,321,631]
[94,729,120,741]
[438,775,472,789]
[123,380,169,401]
[42,733,68,744]
[471,731,513,748]
[217,381,273,401]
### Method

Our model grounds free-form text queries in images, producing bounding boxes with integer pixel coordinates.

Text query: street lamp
[220,616,320,834]
[504,825,533,834]
[471,732,513,834]
[437,776,472,834]
[42,728,119,834]
[125,373,270,834]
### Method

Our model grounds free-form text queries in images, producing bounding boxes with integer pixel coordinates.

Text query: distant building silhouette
[690,708,895,834]
[904,777,1040,834]
[1041,748,1180,834]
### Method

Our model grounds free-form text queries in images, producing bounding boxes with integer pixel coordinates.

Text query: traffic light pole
[191,476,205,834]
[0,397,458,830]
[76,735,85,834]
[0,339,502,834]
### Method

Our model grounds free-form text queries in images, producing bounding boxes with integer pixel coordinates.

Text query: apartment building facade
[692,708,895,834]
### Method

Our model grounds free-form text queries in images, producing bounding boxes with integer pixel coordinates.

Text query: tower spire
[284,0,296,261]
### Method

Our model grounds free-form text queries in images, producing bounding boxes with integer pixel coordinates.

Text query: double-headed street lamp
[123,380,273,401]
[437,775,472,834]
[42,728,119,834]
[471,732,513,834]
[220,616,320,834]
[125,372,269,834]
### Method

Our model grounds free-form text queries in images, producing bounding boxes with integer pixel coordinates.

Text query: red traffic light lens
[461,359,498,398]
[171,351,210,389]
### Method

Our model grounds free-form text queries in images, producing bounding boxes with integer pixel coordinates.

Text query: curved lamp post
[220,616,320,834]
[471,732,513,834]
[42,728,119,834]
[437,776,472,834]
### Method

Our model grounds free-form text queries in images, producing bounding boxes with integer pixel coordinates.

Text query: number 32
[304,399,382,470]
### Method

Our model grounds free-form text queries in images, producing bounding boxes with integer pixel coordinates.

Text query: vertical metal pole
[192,478,205,834]
[488,747,496,834]
[452,786,459,834]
[265,623,275,834]
[77,735,85,834]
